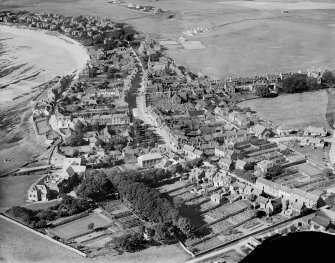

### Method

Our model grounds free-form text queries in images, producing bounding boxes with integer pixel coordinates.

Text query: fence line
[0,214,87,258]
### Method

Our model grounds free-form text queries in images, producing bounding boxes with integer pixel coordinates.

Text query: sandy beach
[0,25,90,176]
[0,24,89,104]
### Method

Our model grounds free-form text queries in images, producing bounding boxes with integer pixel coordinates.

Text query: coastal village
[2,10,335,263]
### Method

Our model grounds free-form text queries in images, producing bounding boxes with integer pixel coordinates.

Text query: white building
[138,153,163,168]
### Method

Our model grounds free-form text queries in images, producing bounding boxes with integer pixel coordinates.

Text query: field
[2,0,334,80]
[0,174,43,210]
[50,213,112,240]
[0,217,190,263]
[238,90,330,129]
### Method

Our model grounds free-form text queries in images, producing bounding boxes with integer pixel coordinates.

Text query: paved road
[130,48,177,151]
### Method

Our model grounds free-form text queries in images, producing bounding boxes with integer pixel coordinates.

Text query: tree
[282,74,308,93]
[146,228,155,239]
[58,173,81,194]
[170,163,183,175]
[322,71,335,86]
[67,131,83,147]
[77,171,114,199]
[59,195,90,215]
[35,220,47,228]
[255,85,269,97]
[36,210,56,221]
[88,222,94,229]
[177,217,195,238]
[114,233,143,252]
[173,196,185,209]
[154,223,171,241]
[306,76,318,90]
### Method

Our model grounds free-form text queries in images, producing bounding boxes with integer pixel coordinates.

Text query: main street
[129,47,177,151]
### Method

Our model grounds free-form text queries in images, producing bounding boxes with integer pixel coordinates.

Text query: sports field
[50,213,112,240]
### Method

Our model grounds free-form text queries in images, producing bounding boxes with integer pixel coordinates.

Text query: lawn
[238,90,330,129]
[50,213,112,240]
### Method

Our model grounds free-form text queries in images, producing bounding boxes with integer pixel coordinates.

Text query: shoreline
[0,24,90,176]
[0,23,90,105]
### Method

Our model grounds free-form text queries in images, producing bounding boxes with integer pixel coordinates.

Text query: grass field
[0,174,43,210]
[50,213,112,240]
[238,90,330,129]
[0,217,190,263]
[2,0,335,80]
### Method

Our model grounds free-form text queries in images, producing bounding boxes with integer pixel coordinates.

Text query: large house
[138,153,163,168]
[252,124,271,139]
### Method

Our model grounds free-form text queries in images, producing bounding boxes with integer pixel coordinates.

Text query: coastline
[0,23,90,105]
[0,24,90,176]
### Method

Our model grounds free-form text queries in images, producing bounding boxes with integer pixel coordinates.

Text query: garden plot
[158,180,188,194]
[84,229,132,248]
[239,218,263,231]
[85,235,115,248]
[206,203,243,221]
[229,210,255,225]
[74,230,107,243]
[210,220,234,234]
[175,191,197,201]
[218,232,244,243]
[199,200,219,212]
[192,236,222,253]
[168,187,189,197]
[49,213,112,240]
[103,200,132,218]
[118,214,142,228]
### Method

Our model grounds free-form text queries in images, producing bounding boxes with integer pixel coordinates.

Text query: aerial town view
[1,0,335,263]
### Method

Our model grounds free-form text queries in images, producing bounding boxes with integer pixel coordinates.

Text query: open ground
[0,217,190,263]
[2,0,335,79]
[238,89,331,129]
[0,174,43,211]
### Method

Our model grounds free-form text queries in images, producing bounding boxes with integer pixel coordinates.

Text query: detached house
[252,124,271,139]
[138,153,163,168]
